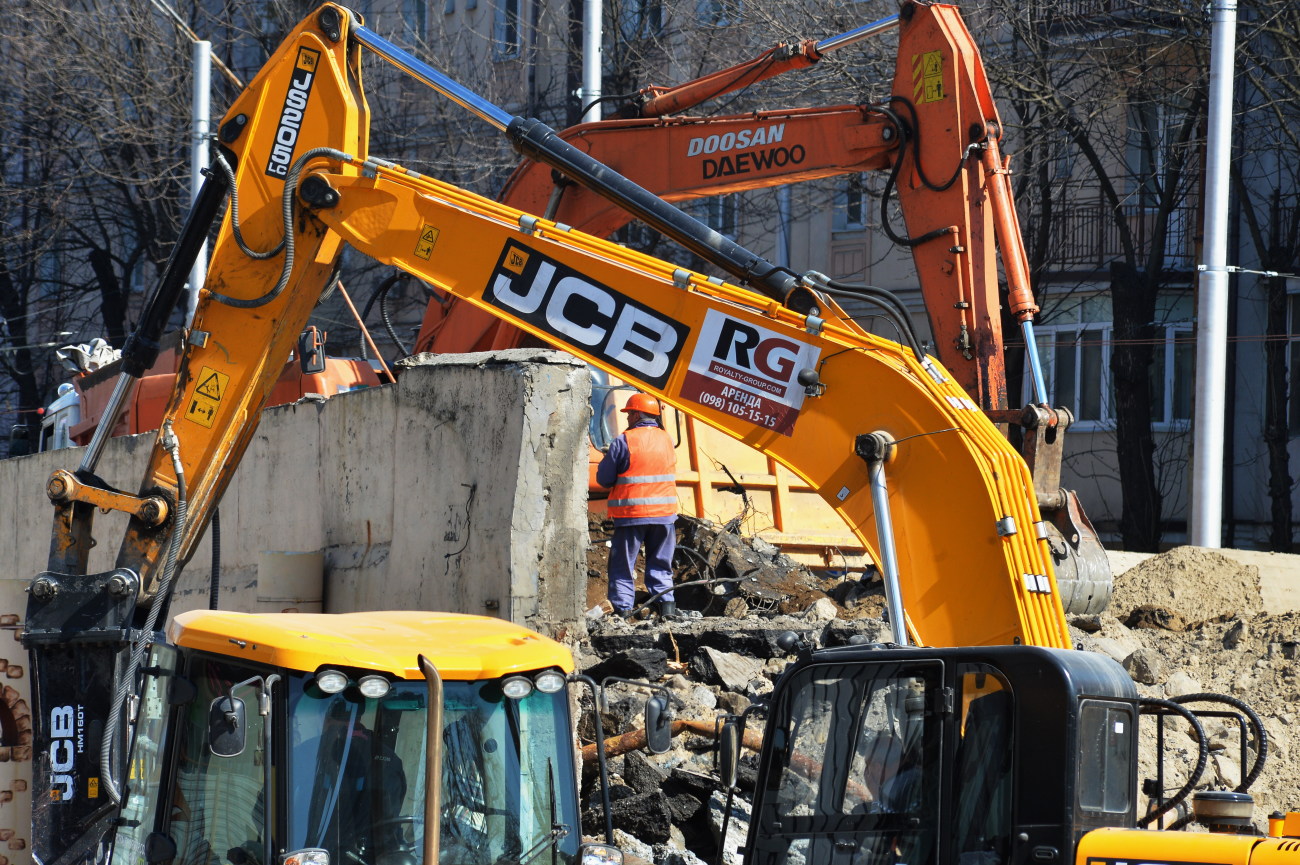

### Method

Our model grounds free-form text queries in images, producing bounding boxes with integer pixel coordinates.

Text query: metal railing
[1031,0,1194,34]
[1036,197,1198,273]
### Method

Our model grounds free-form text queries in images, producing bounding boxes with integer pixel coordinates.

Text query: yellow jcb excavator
[22,5,1296,865]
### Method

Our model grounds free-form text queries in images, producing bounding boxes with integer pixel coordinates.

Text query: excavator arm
[241,5,1065,651]
[24,6,1069,862]
[309,154,1069,649]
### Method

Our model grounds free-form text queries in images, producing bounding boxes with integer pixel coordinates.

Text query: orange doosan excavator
[23,6,1294,865]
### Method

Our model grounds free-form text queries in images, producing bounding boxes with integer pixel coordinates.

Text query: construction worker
[597,393,679,618]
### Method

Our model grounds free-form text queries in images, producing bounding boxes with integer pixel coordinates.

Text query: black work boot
[657,601,681,620]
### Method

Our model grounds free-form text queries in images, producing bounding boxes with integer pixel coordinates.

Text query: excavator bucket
[1044,490,1112,616]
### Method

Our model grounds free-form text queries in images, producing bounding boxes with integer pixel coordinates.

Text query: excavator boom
[24,6,1070,861]
[174,4,1065,652]
[32,0,1069,657]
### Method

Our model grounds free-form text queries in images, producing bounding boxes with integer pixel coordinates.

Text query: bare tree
[1231,0,1300,550]
[0,0,202,450]
[975,0,1212,551]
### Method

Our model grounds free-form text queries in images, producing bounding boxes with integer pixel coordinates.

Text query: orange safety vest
[608,426,677,520]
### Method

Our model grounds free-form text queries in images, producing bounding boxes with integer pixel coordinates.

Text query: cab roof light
[357,675,391,698]
[502,675,533,699]
[315,669,349,694]
[534,670,566,694]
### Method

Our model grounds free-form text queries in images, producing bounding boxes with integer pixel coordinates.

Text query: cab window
[1077,700,1133,814]
[168,657,270,865]
[752,661,941,865]
[951,664,1015,863]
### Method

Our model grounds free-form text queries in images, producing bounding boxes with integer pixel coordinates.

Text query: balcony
[1036,197,1198,276]
[1030,0,1193,37]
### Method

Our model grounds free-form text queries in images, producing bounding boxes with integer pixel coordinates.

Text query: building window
[493,0,520,58]
[618,0,663,39]
[403,0,428,35]
[833,175,868,231]
[697,0,739,26]
[698,196,738,239]
[1028,293,1191,429]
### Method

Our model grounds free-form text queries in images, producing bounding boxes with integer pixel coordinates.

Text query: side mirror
[645,694,672,754]
[208,694,247,757]
[298,327,327,374]
[717,717,739,789]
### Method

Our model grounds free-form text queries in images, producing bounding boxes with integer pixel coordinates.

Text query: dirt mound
[1109,546,1263,626]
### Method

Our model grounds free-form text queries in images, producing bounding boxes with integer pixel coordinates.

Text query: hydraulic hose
[1137,697,1208,828]
[1169,692,1268,792]
[100,422,189,805]
[209,507,221,610]
[506,116,800,301]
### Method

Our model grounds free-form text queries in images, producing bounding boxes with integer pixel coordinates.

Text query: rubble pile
[573,524,1298,861]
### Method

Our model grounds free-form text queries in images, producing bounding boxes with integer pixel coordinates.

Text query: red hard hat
[621,393,662,416]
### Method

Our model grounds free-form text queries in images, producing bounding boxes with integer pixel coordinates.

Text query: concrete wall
[0,349,592,863]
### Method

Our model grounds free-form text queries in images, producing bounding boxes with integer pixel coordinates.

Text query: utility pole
[579,0,602,123]
[1189,0,1238,547]
[187,41,211,326]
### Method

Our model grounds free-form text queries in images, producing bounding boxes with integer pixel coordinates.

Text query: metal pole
[814,14,899,55]
[1189,0,1237,548]
[868,459,910,646]
[187,41,211,326]
[581,0,602,122]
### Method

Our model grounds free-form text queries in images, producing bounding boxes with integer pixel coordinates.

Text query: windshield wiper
[509,824,570,865]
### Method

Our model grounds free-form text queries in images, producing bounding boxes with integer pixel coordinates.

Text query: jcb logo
[710,319,802,389]
[486,243,688,387]
[49,705,75,802]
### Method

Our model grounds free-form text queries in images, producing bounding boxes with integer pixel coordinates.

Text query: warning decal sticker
[681,310,820,436]
[414,224,440,260]
[913,50,945,103]
[185,367,230,429]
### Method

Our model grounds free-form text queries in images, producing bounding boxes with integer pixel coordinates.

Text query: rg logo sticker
[682,310,820,436]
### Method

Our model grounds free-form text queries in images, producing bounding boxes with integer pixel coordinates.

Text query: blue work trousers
[608,523,675,611]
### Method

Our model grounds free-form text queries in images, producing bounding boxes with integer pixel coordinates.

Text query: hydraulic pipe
[353,23,799,299]
[868,455,910,647]
[814,13,900,54]
[982,140,1048,407]
[81,169,229,475]
[352,25,513,132]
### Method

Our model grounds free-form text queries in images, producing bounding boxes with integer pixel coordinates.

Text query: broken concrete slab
[691,647,765,692]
